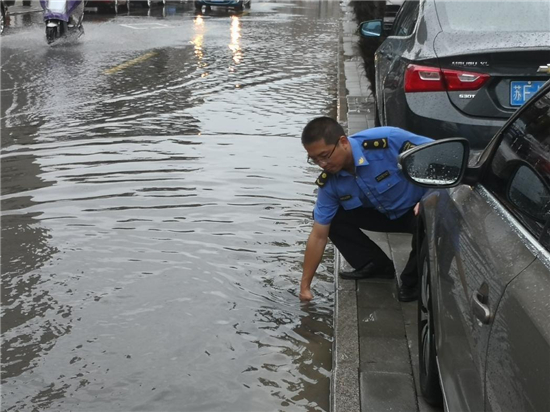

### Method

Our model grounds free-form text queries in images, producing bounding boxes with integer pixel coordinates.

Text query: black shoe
[398,285,418,302]
[339,261,395,280]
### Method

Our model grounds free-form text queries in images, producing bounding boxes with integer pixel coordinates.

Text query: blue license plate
[510,81,545,106]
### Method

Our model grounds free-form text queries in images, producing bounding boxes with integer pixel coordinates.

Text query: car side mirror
[398,138,470,188]
[507,163,550,223]
[359,20,383,38]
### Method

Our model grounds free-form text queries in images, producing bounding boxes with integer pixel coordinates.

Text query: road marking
[104,51,157,75]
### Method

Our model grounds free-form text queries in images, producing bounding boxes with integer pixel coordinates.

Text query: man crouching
[300,117,433,302]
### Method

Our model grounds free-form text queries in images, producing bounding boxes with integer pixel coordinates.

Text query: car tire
[22,0,31,5]
[0,3,5,35]
[116,0,128,12]
[418,238,444,406]
[194,1,202,9]
[245,0,251,8]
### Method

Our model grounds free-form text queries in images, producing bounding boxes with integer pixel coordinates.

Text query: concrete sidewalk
[331,2,443,412]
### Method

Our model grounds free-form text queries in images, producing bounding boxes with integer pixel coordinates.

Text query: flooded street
[1,1,340,411]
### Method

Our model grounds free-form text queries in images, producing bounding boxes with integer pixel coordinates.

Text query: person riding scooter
[40,0,84,44]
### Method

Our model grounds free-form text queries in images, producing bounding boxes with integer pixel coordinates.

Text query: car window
[484,88,550,249]
[390,0,420,37]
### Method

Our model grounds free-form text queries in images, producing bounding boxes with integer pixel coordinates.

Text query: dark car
[398,80,550,411]
[360,0,550,149]
[194,0,250,11]
[85,0,128,11]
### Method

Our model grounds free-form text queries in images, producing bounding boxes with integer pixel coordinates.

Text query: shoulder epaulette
[316,171,331,187]
[400,140,417,153]
[362,138,388,150]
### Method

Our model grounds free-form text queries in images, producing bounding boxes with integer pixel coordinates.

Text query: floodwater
[1,1,340,411]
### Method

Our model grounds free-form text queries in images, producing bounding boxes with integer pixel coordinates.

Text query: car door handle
[472,291,492,325]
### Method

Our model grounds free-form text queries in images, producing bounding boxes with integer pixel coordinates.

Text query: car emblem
[537,64,550,74]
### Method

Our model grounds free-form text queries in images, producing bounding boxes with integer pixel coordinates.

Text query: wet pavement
[331,3,443,411]
[1,1,341,411]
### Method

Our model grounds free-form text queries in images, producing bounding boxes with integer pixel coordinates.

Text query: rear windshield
[435,1,550,32]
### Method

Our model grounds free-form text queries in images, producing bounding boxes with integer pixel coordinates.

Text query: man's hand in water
[299,288,313,302]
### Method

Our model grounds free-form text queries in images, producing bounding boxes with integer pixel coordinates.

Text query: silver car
[398,80,550,411]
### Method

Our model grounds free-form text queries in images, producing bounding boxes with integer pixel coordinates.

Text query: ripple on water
[1,2,340,410]
[1,132,335,410]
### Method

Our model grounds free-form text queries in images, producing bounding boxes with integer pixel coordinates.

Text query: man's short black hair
[301,116,345,146]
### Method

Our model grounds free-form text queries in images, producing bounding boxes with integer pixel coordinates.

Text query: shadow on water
[1,106,72,410]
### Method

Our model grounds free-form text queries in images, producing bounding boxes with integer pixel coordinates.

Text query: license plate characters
[510,81,545,106]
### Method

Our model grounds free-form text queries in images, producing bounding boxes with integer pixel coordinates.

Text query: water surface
[1,2,340,410]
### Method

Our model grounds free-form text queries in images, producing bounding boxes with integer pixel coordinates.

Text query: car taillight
[442,69,490,91]
[405,65,445,92]
[404,64,490,93]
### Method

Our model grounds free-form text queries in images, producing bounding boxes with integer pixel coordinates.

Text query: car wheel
[417,238,444,406]
[0,3,5,35]
[194,1,202,9]
[116,0,128,11]
[245,0,251,8]
[235,1,244,10]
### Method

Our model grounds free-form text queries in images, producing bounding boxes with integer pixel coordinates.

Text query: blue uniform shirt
[313,127,433,225]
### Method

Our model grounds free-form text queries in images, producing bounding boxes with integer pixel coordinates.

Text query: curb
[331,2,364,411]
[331,3,430,412]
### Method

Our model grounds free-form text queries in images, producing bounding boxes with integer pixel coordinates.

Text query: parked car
[128,0,166,8]
[194,0,250,11]
[86,0,166,10]
[85,0,128,11]
[398,80,550,411]
[360,0,550,149]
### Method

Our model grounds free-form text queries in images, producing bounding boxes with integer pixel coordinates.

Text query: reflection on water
[1,1,340,411]
[229,15,242,65]
[193,14,205,64]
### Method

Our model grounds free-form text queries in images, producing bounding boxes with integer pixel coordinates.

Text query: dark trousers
[328,207,418,288]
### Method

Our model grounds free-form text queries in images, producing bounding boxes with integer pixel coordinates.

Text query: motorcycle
[40,0,84,44]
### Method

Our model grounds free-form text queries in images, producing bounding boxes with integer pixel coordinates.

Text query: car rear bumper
[402,92,505,150]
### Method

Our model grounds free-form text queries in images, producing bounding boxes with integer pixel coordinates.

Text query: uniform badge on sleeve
[316,172,331,187]
[362,138,388,150]
[400,141,417,153]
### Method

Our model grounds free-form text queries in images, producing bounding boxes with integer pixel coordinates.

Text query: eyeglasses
[307,139,340,166]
